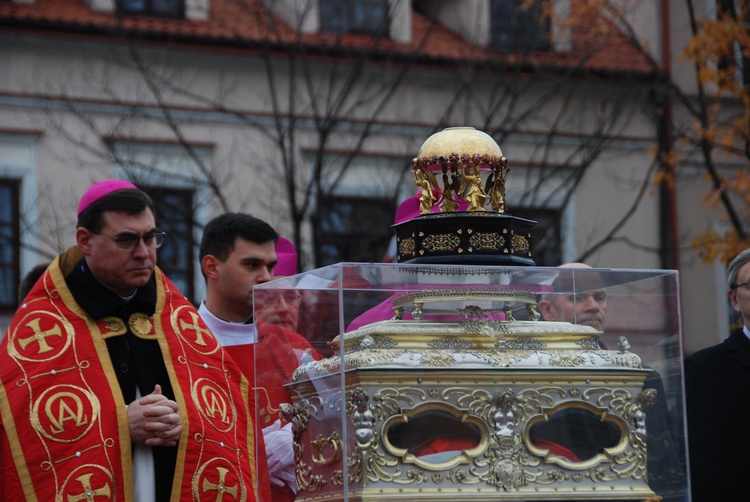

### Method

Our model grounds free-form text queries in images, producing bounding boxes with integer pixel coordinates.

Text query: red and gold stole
[0,249,260,501]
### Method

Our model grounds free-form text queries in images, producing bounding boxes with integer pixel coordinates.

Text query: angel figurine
[459,164,487,211]
[414,168,438,214]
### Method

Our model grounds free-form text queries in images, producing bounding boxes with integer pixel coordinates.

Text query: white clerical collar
[198,301,257,346]
[744,325,750,341]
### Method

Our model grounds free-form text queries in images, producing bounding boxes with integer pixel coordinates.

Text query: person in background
[537,262,607,332]
[685,248,750,501]
[17,262,49,302]
[539,263,682,499]
[198,213,317,502]
[0,180,261,501]
[256,237,302,332]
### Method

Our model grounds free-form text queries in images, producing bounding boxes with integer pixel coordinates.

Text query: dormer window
[491,0,550,51]
[320,0,389,37]
[116,0,184,18]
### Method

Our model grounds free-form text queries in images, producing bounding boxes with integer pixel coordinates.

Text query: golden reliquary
[271,127,683,501]
[286,278,658,501]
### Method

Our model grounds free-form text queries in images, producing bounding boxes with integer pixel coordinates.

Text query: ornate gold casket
[284,269,661,501]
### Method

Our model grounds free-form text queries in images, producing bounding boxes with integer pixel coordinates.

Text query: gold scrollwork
[469,232,505,250]
[511,234,530,253]
[370,387,427,422]
[312,432,343,466]
[423,233,461,252]
[398,237,416,257]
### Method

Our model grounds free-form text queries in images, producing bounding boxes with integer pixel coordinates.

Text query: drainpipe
[658,0,679,271]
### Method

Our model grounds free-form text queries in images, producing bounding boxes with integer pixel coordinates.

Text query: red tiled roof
[0,0,659,78]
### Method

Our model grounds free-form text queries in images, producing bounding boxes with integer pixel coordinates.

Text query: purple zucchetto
[77,179,139,216]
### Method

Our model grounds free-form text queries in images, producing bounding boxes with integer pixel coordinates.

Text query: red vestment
[0,249,261,501]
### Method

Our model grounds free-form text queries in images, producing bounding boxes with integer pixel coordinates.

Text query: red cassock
[223,321,322,502]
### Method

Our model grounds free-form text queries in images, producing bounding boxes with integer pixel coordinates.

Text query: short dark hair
[18,263,49,301]
[76,189,156,231]
[199,212,278,264]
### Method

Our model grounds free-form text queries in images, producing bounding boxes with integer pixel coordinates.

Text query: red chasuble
[0,249,260,501]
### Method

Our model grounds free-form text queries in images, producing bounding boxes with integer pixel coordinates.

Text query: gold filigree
[468,232,505,250]
[427,336,472,350]
[419,350,457,366]
[423,233,461,252]
[511,234,530,252]
[549,351,585,367]
[398,237,415,257]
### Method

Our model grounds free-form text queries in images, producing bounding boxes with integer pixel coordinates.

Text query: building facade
[0,0,737,356]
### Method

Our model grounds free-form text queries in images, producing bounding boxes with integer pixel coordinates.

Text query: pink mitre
[77,179,138,216]
[275,237,298,277]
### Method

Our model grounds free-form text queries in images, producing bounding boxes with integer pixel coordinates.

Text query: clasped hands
[127,384,183,447]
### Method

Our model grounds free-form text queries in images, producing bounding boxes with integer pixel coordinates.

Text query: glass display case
[252,263,689,501]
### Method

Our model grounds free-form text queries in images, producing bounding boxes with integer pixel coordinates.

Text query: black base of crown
[394,212,537,266]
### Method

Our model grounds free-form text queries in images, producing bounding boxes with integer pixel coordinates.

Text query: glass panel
[254,264,690,501]
[529,407,623,462]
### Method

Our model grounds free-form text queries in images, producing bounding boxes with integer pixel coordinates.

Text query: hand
[127,384,183,447]
[262,420,296,491]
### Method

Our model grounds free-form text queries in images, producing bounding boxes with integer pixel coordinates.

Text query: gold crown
[411,127,509,214]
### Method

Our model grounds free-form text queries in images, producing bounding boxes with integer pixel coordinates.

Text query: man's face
[256,289,302,331]
[540,289,608,332]
[212,238,276,322]
[729,261,750,327]
[77,209,157,297]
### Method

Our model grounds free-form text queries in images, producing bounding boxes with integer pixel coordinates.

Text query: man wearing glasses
[686,248,750,501]
[0,180,261,502]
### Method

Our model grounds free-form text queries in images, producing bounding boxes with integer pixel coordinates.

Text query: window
[316,195,394,265]
[144,186,195,300]
[116,0,184,18]
[491,0,551,51]
[320,0,389,36]
[0,179,20,310]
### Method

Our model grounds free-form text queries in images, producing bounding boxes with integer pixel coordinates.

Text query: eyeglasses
[261,291,303,306]
[732,279,750,291]
[91,229,166,251]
